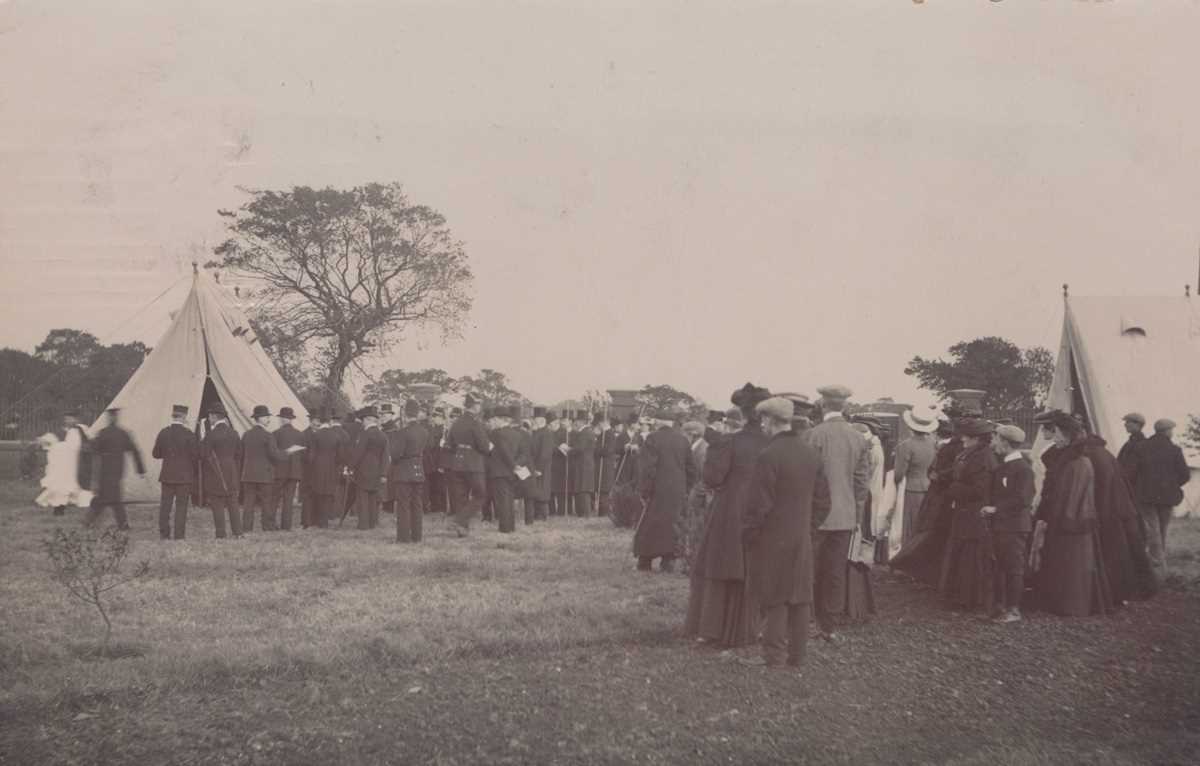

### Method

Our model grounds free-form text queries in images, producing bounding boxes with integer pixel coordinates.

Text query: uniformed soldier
[273,406,306,530]
[392,399,429,542]
[240,405,293,533]
[152,404,199,539]
[350,406,389,530]
[85,408,146,531]
[488,406,523,533]
[446,394,491,536]
[200,404,243,538]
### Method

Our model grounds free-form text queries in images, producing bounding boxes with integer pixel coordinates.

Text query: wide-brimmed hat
[903,406,939,433]
[731,383,772,410]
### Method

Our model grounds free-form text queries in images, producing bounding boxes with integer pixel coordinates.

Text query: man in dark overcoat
[446,394,492,536]
[568,412,597,517]
[84,408,146,530]
[528,411,554,522]
[1116,412,1146,488]
[514,412,534,524]
[350,406,389,530]
[633,416,697,572]
[1133,418,1192,578]
[425,407,448,515]
[488,406,523,533]
[339,410,364,518]
[392,400,429,542]
[305,410,347,529]
[299,410,317,527]
[273,407,306,531]
[152,404,198,539]
[594,414,619,518]
[741,397,830,667]
[550,413,571,516]
[200,404,242,538]
[240,405,290,533]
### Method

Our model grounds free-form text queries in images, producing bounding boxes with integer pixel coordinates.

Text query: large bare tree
[210,183,473,402]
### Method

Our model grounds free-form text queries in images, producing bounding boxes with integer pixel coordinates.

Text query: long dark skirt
[940,538,995,612]
[685,578,757,647]
[843,563,875,620]
[890,488,952,586]
[1034,531,1114,617]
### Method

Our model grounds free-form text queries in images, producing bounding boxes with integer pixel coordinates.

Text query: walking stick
[610,402,648,502]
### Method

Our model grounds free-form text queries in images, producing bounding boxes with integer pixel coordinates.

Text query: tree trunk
[322,339,355,408]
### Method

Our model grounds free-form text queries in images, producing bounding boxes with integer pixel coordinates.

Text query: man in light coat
[804,384,870,642]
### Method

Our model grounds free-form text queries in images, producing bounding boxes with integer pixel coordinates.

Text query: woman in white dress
[35,422,93,512]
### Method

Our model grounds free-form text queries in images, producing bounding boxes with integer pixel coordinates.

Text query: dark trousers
[1140,504,1173,575]
[241,482,275,532]
[209,495,241,538]
[85,500,128,530]
[342,481,358,517]
[395,482,424,542]
[300,486,313,528]
[159,483,190,539]
[992,532,1028,610]
[763,603,811,666]
[428,471,448,513]
[533,501,550,521]
[357,490,380,530]
[275,479,299,530]
[597,491,612,518]
[814,530,852,634]
[310,494,332,529]
[552,493,573,517]
[448,471,486,532]
[574,492,594,517]
[492,476,516,533]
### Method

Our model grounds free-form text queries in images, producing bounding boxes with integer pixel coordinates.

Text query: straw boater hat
[903,406,939,434]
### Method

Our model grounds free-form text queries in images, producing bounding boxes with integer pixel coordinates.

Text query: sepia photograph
[1,1,1198,763]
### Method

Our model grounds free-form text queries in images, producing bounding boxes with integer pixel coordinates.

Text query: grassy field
[2,478,1199,766]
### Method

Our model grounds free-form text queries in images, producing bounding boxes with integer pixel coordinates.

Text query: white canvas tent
[92,269,308,502]
[1035,294,1200,517]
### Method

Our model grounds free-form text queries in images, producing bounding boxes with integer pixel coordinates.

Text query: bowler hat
[251,405,271,419]
[359,405,378,420]
[208,403,227,417]
[278,406,296,420]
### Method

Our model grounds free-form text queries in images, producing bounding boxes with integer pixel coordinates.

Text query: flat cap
[756,396,794,422]
[817,384,853,400]
[1122,412,1146,426]
[1154,418,1176,432]
[995,424,1026,444]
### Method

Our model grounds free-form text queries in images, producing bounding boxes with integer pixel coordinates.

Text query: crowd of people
[33,382,1193,670]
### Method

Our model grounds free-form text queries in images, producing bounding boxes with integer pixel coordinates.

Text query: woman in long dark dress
[889,420,963,586]
[1031,411,1114,617]
[938,417,997,612]
[685,384,771,647]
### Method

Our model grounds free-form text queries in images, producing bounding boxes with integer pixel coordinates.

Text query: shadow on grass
[67,641,149,662]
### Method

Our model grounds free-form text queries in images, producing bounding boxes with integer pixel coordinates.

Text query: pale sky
[2,1,1199,409]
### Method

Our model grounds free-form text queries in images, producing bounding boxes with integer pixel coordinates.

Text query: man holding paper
[487,406,523,533]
